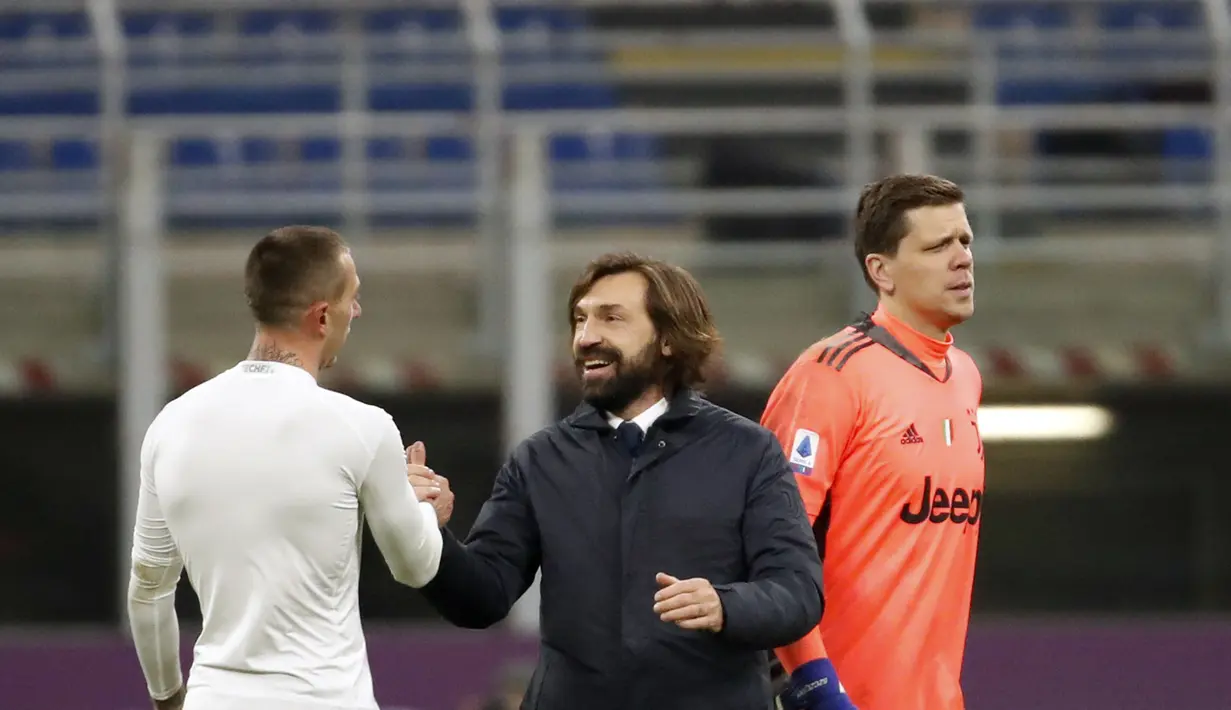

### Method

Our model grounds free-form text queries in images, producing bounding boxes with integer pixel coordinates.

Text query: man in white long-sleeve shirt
[127,225,445,710]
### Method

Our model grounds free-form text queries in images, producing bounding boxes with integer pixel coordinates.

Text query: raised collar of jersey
[859,306,953,382]
[566,387,703,431]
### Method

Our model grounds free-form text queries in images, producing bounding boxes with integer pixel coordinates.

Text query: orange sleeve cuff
[775,626,828,674]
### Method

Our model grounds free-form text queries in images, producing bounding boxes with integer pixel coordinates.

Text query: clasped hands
[406,442,723,633]
[405,440,454,527]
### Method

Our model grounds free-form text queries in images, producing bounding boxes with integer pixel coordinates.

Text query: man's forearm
[420,529,519,629]
[715,571,823,649]
[127,564,184,701]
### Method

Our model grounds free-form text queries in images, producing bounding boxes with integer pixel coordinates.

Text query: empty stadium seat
[426,137,471,162]
[364,9,462,34]
[51,139,95,170]
[123,12,214,37]
[1097,2,1201,30]
[0,141,32,171]
[238,10,337,36]
[0,11,90,40]
[0,90,96,116]
[550,133,658,162]
[971,2,1074,30]
[171,138,219,167]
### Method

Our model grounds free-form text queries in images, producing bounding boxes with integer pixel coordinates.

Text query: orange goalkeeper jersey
[760,306,985,710]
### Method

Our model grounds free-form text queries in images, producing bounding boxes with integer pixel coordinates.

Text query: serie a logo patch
[788,428,819,476]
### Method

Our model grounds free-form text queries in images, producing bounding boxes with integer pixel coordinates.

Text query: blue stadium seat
[0,141,32,170]
[299,136,340,162]
[1157,123,1213,175]
[425,137,472,162]
[367,84,470,112]
[505,83,617,110]
[128,86,340,114]
[1098,2,1201,30]
[51,139,96,170]
[364,9,461,33]
[1163,129,1212,161]
[239,137,279,164]
[0,11,90,39]
[366,137,408,161]
[971,3,1073,30]
[238,11,337,36]
[0,14,33,40]
[123,12,214,37]
[496,6,586,32]
[0,90,96,115]
[171,138,219,167]
[550,133,659,162]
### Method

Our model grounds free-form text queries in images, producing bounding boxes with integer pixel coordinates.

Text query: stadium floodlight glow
[975,405,1114,442]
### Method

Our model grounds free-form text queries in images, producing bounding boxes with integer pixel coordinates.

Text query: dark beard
[577,341,664,415]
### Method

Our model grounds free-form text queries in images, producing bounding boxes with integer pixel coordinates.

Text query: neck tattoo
[248,343,304,367]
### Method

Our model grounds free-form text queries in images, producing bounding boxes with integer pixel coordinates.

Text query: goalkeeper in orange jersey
[762,174,985,710]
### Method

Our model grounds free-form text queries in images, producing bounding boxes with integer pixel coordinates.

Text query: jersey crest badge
[789,428,820,476]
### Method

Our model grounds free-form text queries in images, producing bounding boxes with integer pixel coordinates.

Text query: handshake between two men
[403,440,727,633]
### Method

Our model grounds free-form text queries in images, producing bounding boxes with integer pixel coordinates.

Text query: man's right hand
[406,441,454,527]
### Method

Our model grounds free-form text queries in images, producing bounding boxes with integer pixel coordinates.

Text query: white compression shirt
[127,360,443,710]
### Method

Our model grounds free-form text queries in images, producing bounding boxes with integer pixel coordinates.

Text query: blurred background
[1,0,1231,708]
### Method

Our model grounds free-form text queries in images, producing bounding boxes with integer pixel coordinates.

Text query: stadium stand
[0,1,1226,393]
[0,5,667,228]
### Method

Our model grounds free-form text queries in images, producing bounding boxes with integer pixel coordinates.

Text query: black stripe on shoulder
[817,331,871,370]
[833,338,876,371]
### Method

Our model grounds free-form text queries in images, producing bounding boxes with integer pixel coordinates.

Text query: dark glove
[776,658,857,710]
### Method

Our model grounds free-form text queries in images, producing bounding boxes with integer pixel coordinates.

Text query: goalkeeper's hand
[775,659,857,710]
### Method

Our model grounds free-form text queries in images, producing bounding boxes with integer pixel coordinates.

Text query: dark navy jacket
[420,389,823,710]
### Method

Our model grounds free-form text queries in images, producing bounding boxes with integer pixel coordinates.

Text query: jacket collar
[566,388,704,431]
